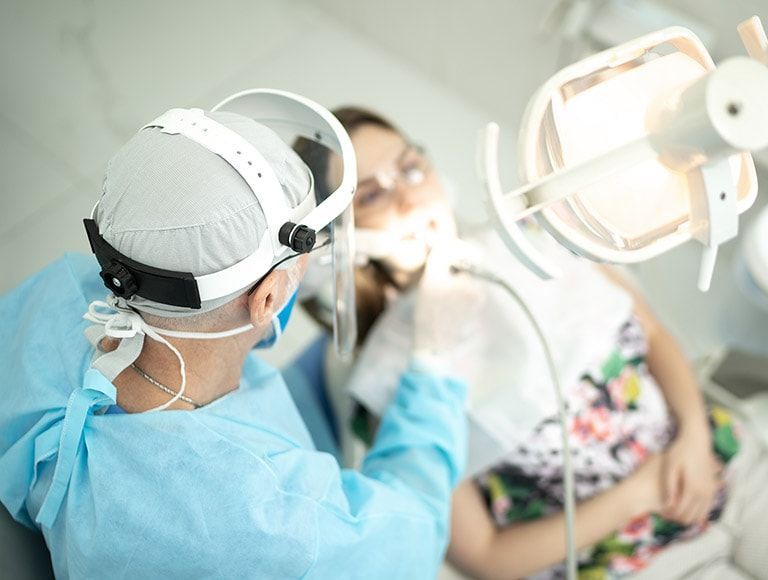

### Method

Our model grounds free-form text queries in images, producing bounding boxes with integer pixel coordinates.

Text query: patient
[297,106,768,579]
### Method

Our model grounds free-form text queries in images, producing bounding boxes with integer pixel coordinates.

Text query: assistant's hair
[294,106,406,346]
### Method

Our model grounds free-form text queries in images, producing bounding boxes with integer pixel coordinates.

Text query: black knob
[279,222,316,254]
[100,261,138,298]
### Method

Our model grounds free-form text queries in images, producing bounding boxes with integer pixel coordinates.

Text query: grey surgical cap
[95,110,313,316]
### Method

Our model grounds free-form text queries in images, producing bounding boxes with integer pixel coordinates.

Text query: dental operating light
[476,17,768,580]
[482,17,768,291]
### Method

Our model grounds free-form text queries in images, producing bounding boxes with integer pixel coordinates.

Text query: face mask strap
[83,298,189,412]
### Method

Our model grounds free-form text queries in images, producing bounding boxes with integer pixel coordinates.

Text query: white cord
[453,261,578,580]
[84,299,188,412]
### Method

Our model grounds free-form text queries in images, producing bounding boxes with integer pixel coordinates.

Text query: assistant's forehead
[350,124,407,180]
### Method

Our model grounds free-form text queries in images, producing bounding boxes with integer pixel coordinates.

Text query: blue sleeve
[364,360,468,506]
[307,362,467,578]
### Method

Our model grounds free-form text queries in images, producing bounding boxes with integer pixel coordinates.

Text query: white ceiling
[311,0,561,129]
[313,0,768,168]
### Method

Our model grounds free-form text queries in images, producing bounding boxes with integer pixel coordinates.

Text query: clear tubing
[452,260,578,580]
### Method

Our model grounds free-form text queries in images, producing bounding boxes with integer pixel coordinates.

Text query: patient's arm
[447,454,665,580]
[598,266,709,435]
[598,266,718,526]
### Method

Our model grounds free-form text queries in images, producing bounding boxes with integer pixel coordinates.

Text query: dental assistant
[0,93,469,578]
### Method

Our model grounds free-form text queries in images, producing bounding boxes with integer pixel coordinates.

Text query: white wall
[0,0,516,366]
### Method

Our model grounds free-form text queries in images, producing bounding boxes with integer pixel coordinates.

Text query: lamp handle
[738,16,768,65]
[479,123,562,280]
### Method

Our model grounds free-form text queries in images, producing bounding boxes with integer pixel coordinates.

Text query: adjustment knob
[100,261,138,298]
[279,222,316,254]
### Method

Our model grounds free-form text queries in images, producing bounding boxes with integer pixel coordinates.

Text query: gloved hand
[413,242,487,366]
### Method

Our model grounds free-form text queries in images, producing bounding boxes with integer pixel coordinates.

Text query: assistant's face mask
[355,200,458,273]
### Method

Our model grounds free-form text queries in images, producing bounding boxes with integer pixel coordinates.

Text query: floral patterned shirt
[476,316,741,579]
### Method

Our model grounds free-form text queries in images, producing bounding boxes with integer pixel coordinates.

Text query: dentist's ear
[247,256,309,327]
[247,272,280,328]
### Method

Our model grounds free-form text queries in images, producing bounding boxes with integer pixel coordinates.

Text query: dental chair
[0,503,53,579]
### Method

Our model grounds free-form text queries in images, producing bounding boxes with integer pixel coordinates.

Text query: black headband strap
[83,219,202,309]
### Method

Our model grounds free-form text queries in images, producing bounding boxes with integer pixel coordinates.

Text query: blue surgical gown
[0,254,467,579]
